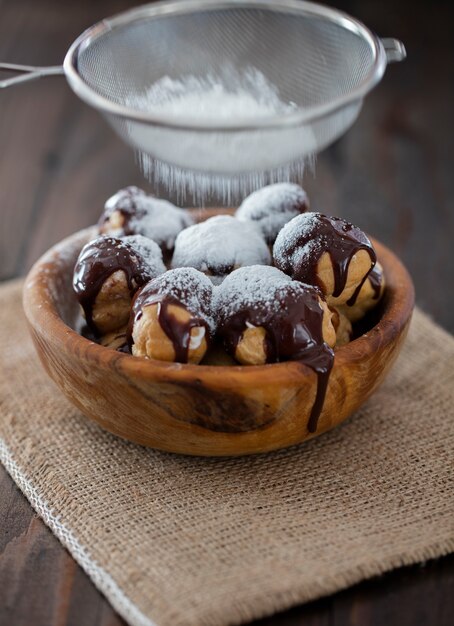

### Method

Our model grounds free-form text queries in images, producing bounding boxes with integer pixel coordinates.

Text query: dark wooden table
[1,1,453,624]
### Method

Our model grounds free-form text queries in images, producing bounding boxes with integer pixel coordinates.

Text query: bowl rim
[23,226,415,391]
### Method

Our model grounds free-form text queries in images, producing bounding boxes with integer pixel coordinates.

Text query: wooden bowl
[23,214,414,456]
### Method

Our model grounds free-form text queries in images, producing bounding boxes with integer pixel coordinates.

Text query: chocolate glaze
[346,260,383,307]
[368,264,383,300]
[130,294,210,364]
[275,214,376,304]
[73,236,156,333]
[219,285,334,433]
[346,274,370,307]
[98,187,147,236]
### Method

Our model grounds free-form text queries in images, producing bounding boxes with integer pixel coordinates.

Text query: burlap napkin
[0,279,453,626]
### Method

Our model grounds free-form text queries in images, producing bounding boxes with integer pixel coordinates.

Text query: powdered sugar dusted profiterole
[129,268,216,365]
[23,197,415,455]
[99,186,193,254]
[0,0,406,200]
[236,183,310,244]
[171,215,271,283]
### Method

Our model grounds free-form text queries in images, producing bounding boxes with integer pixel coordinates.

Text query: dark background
[1,1,453,625]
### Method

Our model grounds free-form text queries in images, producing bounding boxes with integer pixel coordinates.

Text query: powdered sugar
[122,235,166,276]
[128,197,193,251]
[129,71,297,123]
[104,186,145,211]
[101,188,193,251]
[125,69,316,202]
[236,183,309,243]
[273,212,324,270]
[139,153,311,206]
[140,267,216,332]
[171,215,271,280]
[214,265,292,319]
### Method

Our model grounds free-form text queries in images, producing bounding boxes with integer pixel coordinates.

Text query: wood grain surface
[1,0,453,624]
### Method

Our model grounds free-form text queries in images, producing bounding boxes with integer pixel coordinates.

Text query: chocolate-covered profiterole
[99,186,193,253]
[215,266,336,432]
[274,212,376,306]
[73,235,165,334]
[171,215,271,283]
[236,182,309,244]
[129,268,215,364]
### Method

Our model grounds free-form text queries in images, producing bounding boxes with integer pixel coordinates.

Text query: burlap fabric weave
[0,279,453,626]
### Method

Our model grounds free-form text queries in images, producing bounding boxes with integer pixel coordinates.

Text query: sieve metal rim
[63,0,389,132]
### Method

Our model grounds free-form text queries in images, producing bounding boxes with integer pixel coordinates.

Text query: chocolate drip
[346,261,383,307]
[158,298,208,363]
[73,236,154,332]
[346,271,371,307]
[219,287,334,433]
[130,294,209,364]
[276,214,376,300]
[368,265,383,300]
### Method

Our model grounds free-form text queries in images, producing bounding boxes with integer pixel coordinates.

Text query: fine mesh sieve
[0,0,405,199]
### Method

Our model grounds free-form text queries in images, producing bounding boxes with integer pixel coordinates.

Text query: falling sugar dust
[126,69,315,203]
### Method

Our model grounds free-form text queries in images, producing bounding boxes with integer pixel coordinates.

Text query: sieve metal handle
[0,63,64,88]
[381,38,407,63]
